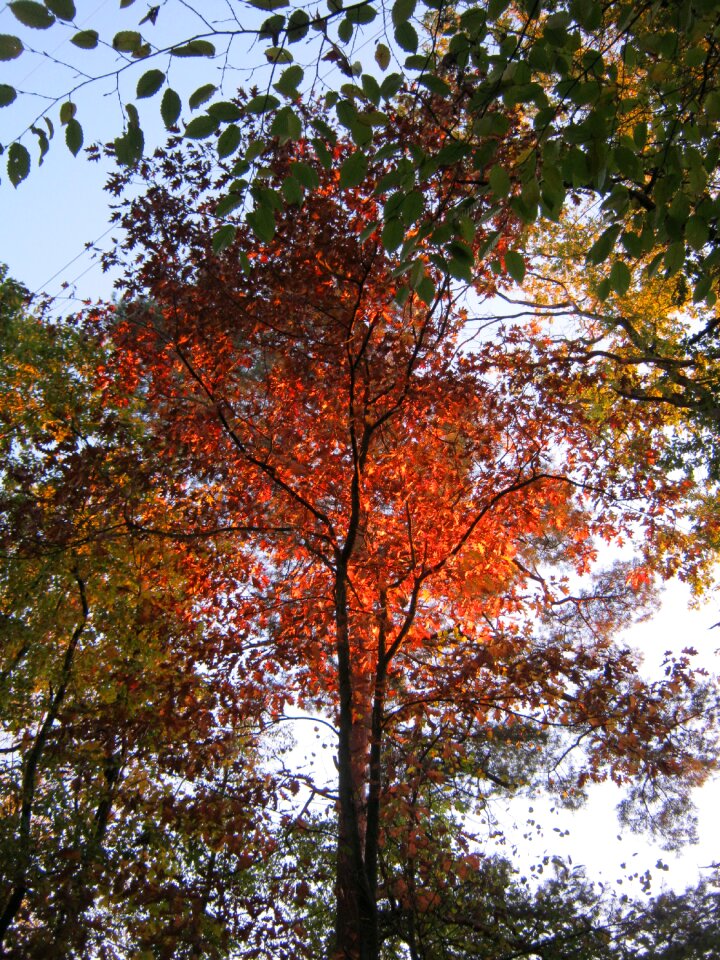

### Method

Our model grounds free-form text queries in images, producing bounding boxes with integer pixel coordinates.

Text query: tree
[3,0,720,304]
[0,271,288,957]
[86,107,719,958]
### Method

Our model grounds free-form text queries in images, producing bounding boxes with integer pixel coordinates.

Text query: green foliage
[0,34,23,60]
[9,2,55,29]
[136,68,165,99]
[70,29,98,48]
[6,141,29,186]
[0,271,274,957]
[0,0,714,306]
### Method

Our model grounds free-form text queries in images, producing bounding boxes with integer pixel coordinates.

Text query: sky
[1,0,719,903]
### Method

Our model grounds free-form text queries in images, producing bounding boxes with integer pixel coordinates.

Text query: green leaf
[171,40,215,57]
[416,274,435,305]
[212,224,237,254]
[216,192,243,217]
[586,225,620,265]
[375,42,391,70]
[208,101,243,121]
[400,189,423,225]
[71,30,99,49]
[287,9,310,42]
[291,161,320,190]
[447,256,472,282]
[59,101,76,124]
[282,174,304,204]
[312,137,333,169]
[45,0,76,20]
[0,85,17,108]
[346,3,377,23]
[136,69,165,99]
[692,275,713,304]
[65,117,83,155]
[489,164,511,197]
[217,124,242,158]
[113,30,142,52]
[380,72,403,99]
[417,74,451,97]
[247,204,276,243]
[664,241,685,276]
[270,106,302,142]
[361,73,381,105]
[250,0,289,8]
[161,87,181,128]
[7,142,30,187]
[245,139,266,161]
[265,45,293,63]
[594,276,611,300]
[395,284,411,306]
[184,115,219,139]
[31,123,49,163]
[189,84,217,109]
[339,150,369,188]
[245,94,281,115]
[338,18,354,43]
[259,13,285,41]
[392,0,416,27]
[274,64,304,97]
[608,260,631,296]
[0,34,24,60]
[685,215,708,251]
[504,250,525,284]
[382,217,405,251]
[9,2,54,29]
[394,21,418,52]
[114,124,143,165]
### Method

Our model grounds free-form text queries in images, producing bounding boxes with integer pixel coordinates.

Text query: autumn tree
[87,101,720,960]
[0,271,291,958]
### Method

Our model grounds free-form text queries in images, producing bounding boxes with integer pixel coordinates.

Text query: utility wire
[31,223,116,301]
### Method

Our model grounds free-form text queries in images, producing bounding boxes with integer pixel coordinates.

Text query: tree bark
[333,565,378,960]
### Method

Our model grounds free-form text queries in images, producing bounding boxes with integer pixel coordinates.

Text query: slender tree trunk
[0,575,88,955]
[333,566,378,960]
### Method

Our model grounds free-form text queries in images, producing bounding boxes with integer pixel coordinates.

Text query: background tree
[0,271,286,958]
[90,107,719,959]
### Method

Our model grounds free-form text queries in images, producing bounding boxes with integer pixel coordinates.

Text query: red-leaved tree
[95,103,717,959]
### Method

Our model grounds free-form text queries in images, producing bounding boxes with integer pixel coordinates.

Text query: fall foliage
[20,107,707,959]
[0,16,717,944]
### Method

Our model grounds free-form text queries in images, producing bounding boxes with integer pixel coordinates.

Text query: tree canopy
[2,98,718,956]
[2,4,720,957]
[2,0,720,305]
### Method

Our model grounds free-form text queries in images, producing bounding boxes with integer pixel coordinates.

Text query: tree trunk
[333,567,379,960]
